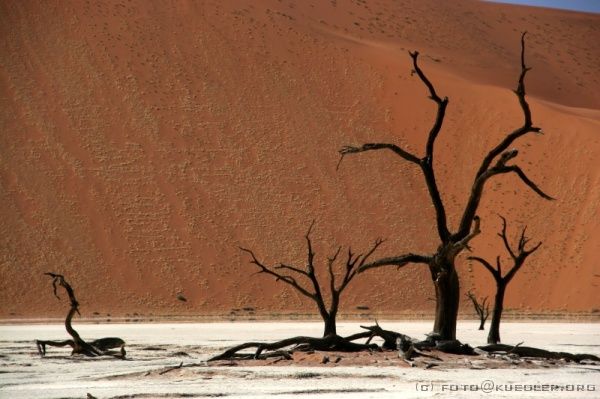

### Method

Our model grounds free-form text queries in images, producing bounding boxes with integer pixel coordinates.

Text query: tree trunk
[432,262,460,340]
[478,319,485,331]
[488,284,505,344]
[64,307,86,352]
[323,312,337,337]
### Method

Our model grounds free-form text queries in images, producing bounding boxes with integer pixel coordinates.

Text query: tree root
[35,338,126,359]
[208,323,413,362]
[208,334,379,362]
[478,343,600,363]
[412,333,476,355]
[208,325,600,367]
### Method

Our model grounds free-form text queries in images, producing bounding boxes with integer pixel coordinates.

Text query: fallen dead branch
[208,323,409,362]
[478,343,600,363]
[159,361,184,375]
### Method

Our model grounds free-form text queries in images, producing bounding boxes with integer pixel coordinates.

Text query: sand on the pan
[1,321,599,398]
[1,0,599,319]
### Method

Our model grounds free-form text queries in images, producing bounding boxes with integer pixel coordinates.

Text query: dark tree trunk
[432,261,459,341]
[488,284,505,344]
[323,313,337,337]
[478,319,485,331]
[340,34,552,346]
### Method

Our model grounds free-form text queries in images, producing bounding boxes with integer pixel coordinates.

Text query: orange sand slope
[1,0,599,318]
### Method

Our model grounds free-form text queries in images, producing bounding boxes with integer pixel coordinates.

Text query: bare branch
[358,238,386,269]
[407,51,452,242]
[338,143,420,166]
[409,50,449,159]
[275,263,310,277]
[457,158,553,242]
[476,32,538,177]
[452,215,480,253]
[456,32,547,239]
[466,290,488,321]
[45,272,79,314]
[468,256,500,280]
[239,247,315,300]
[339,53,453,243]
[505,240,542,283]
[518,226,528,252]
[516,31,533,127]
[421,163,451,243]
[525,240,542,256]
[328,246,342,295]
[501,165,554,200]
[305,220,316,270]
[497,214,516,259]
[358,253,431,273]
[338,238,385,293]
[496,256,502,277]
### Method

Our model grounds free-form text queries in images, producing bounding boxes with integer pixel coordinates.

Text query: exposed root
[412,333,476,355]
[478,343,600,363]
[208,323,413,362]
[208,334,379,362]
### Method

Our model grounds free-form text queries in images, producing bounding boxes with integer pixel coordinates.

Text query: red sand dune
[1,0,599,319]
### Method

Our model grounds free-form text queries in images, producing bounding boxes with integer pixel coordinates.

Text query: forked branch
[456,32,552,239]
[339,50,455,243]
[239,222,385,336]
[469,215,542,284]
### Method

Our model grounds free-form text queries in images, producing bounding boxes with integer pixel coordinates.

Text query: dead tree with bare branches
[240,221,384,338]
[209,222,422,361]
[35,273,126,358]
[338,33,553,342]
[466,291,490,330]
[468,216,541,344]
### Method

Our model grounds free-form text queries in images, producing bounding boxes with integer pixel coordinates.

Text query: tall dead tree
[468,216,541,344]
[35,273,126,358]
[466,290,490,330]
[240,221,384,337]
[338,33,552,341]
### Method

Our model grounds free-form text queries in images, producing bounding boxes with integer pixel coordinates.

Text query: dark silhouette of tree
[239,221,384,337]
[35,273,126,358]
[212,217,600,362]
[208,222,431,361]
[338,33,552,341]
[466,290,490,330]
[468,215,541,344]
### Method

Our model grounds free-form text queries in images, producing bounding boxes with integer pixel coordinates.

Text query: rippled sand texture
[1,1,599,318]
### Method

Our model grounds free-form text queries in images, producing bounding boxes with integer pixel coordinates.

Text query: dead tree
[209,223,420,361]
[338,33,552,341]
[466,291,490,330]
[468,216,541,344]
[208,322,416,361]
[35,273,126,358]
[240,221,384,337]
